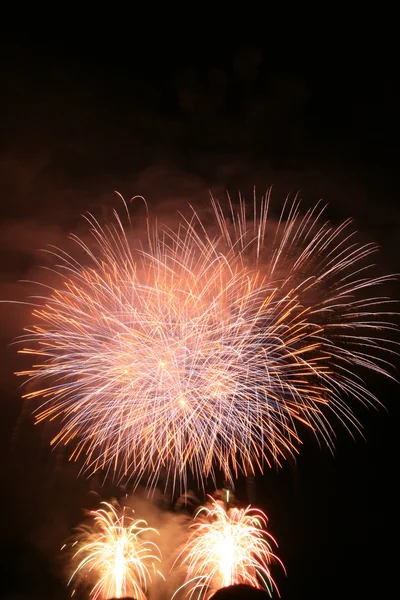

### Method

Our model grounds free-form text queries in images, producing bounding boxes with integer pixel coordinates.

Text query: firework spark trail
[173,495,283,599]
[67,501,163,600]
[15,191,398,490]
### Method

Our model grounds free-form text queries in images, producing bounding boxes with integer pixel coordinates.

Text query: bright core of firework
[16,191,397,489]
[68,501,163,600]
[174,496,283,599]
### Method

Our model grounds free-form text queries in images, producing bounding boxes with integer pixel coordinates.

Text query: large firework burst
[16,191,397,489]
[67,501,162,600]
[173,495,283,599]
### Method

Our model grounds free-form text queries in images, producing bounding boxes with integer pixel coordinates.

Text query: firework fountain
[173,494,284,599]
[67,501,163,599]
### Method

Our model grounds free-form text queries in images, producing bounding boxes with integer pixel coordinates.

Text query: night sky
[0,14,399,600]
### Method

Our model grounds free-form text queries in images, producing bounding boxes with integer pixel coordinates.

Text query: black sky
[0,15,399,600]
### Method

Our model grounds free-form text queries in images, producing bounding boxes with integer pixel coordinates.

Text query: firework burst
[173,495,283,599]
[16,191,397,490]
[67,501,163,600]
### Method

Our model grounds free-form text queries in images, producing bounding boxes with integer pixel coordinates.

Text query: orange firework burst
[174,496,283,599]
[15,191,397,489]
[67,501,163,600]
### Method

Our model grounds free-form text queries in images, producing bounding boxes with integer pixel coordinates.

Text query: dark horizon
[0,16,398,600]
